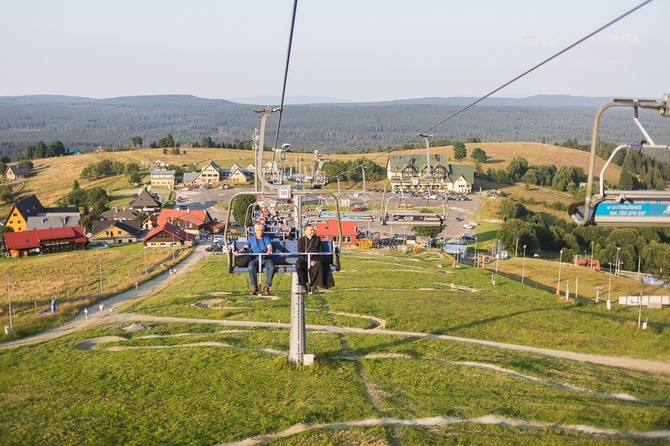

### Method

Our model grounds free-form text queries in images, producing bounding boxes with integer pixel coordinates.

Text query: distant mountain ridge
[0,94,236,106]
[0,93,629,107]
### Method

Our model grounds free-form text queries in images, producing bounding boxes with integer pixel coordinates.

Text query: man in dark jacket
[296,224,334,293]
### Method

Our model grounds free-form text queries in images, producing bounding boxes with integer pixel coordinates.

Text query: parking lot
[176,186,482,242]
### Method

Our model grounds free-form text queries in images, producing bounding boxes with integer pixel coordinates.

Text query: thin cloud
[603,32,640,48]
[514,31,561,49]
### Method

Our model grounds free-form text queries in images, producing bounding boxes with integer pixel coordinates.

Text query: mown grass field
[1,247,668,445]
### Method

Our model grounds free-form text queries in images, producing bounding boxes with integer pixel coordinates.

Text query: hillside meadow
[0,243,188,340]
[1,142,614,216]
[0,248,668,445]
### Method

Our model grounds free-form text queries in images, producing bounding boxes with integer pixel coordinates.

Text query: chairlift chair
[569,95,670,227]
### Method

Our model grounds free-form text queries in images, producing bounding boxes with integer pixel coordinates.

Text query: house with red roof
[143,222,194,248]
[312,219,359,246]
[157,208,215,235]
[3,226,87,257]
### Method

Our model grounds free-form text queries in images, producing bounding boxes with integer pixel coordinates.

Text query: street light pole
[590,241,595,270]
[144,246,147,274]
[474,236,478,266]
[615,246,621,277]
[522,245,527,284]
[556,249,563,295]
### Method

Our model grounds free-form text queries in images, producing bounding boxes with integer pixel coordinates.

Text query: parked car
[463,223,474,229]
[351,206,363,212]
[205,244,223,253]
[462,233,475,240]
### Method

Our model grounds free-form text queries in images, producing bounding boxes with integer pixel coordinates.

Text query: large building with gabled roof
[386,154,474,194]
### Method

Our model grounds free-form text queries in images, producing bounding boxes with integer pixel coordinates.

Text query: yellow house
[226,164,254,184]
[5,195,80,233]
[88,219,143,246]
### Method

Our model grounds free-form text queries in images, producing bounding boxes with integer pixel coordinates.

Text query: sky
[1,0,668,103]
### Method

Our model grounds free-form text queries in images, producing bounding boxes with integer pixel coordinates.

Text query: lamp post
[6,272,12,332]
[607,262,613,309]
[144,246,147,275]
[590,241,595,270]
[496,239,501,274]
[474,236,478,266]
[556,249,564,295]
[615,246,621,277]
[521,245,527,284]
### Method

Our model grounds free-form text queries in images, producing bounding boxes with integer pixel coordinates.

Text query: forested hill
[0,94,668,160]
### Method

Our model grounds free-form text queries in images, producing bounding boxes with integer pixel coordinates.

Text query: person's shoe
[250,286,259,295]
[263,286,271,295]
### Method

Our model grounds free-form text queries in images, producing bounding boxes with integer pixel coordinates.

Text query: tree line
[80,160,146,185]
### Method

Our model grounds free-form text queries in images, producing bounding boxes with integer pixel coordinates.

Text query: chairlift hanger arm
[575,93,670,225]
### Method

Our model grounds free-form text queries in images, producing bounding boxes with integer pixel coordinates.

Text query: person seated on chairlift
[279,218,292,240]
[296,223,335,294]
[235,223,275,296]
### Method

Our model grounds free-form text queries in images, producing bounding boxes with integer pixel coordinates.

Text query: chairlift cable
[271,0,299,172]
[328,0,653,184]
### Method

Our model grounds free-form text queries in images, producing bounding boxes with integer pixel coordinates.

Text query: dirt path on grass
[2,244,670,377]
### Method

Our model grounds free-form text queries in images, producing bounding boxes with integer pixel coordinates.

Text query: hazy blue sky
[1,0,667,103]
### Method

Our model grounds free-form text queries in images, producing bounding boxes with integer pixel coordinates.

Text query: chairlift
[223,107,343,274]
[569,95,670,226]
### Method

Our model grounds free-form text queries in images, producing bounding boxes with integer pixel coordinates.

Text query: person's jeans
[248,256,275,287]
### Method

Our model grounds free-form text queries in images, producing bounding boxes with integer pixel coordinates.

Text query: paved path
[2,244,670,377]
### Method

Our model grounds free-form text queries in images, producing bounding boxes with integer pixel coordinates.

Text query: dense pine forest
[0,95,669,160]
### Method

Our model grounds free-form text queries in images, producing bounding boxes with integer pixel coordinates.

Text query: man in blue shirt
[236,223,275,295]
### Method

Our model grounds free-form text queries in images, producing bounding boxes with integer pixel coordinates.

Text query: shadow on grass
[496,271,557,295]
